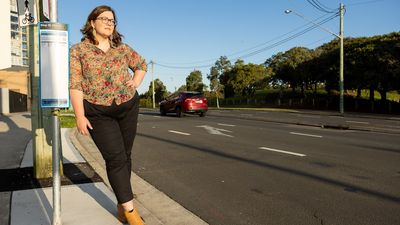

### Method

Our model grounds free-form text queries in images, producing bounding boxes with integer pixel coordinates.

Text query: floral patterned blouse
[69,39,147,106]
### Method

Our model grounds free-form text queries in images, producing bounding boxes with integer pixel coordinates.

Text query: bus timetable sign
[39,23,70,108]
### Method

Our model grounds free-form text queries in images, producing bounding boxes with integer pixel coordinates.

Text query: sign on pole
[42,0,50,21]
[39,23,70,108]
[17,0,38,26]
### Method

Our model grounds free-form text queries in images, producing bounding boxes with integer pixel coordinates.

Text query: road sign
[17,0,38,26]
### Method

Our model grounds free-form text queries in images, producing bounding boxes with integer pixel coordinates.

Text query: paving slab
[11,183,120,225]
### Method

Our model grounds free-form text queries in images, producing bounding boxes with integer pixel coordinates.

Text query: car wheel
[199,112,206,117]
[176,107,182,117]
[160,107,166,116]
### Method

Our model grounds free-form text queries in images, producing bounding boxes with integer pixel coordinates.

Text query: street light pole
[285,3,345,113]
[151,61,155,108]
[339,3,344,114]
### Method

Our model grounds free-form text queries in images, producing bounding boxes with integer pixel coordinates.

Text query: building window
[23,51,28,58]
[11,31,19,39]
[11,23,19,32]
[22,43,27,50]
[10,15,18,23]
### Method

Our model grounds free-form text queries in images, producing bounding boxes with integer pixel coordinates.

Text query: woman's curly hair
[80,5,123,46]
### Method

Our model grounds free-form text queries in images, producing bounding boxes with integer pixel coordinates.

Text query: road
[132,110,400,225]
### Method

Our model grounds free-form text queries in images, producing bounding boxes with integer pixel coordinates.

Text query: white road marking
[346,120,370,124]
[240,114,253,116]
[153,116,162,118]
[290,132,323,138]
[168,130,191,136]
[197,125,234,138]
[259,147,306,157]
[217,123,236,127]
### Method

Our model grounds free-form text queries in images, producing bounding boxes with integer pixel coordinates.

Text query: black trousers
[84,93,139,204]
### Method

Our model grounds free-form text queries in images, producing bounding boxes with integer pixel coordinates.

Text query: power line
[306,0,337,13]
[155,13,339,69]
[313,0,335,11]
[233,13,339,60]
[156,13,333,66]
[253,35,331,65]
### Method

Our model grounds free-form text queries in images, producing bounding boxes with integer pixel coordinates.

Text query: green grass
[59,116,76,128]
[256,88,400,102]
[347,90,400,102]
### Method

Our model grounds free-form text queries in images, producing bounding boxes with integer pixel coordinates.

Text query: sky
[58,0,400,94]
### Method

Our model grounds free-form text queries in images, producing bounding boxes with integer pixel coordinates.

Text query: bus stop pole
[52,109,61,225]
[49,1,61,224]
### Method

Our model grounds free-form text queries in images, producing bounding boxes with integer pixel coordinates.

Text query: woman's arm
[126,45,147,89]
[70,89,92,135]
[125,70,146,89]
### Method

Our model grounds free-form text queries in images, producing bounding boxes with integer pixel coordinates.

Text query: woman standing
[69,5,146,225]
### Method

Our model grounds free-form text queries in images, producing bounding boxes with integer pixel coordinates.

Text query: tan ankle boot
[117,204,127,223]
[124,208,145,225]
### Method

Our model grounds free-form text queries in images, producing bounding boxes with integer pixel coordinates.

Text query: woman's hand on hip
[125,79,138,89]
[76,116,93,135]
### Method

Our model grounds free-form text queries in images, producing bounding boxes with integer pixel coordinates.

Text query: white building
[1,0,29,69]
[0,0,30,113]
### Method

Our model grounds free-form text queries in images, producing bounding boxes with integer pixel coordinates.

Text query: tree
[177,85,187,92]
[186,70,205,92]
[143,78,167,103]
[213,56,233,97]
[268,47,313,95]
[208,66,224,108]
[225,60,269,97]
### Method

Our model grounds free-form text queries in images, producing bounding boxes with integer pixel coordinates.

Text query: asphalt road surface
[132,110,400,225]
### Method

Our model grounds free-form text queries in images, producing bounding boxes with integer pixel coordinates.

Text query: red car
[159,91,208,117]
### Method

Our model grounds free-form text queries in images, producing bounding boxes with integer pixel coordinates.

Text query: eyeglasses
[96,17,117,26]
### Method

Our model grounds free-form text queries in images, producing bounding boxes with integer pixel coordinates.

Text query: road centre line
[346,120,370,124]
[240,114,253,116]
[168,130,191,136]
[259,147,306,157]
[217,123,236,127]
[290,132,322,138]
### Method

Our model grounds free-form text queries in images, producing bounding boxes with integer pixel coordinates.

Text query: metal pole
[339,3,344,114]
[52,110,62,225]
[50,0,57,22]
[152,61,155,108]
[49,0,61,224]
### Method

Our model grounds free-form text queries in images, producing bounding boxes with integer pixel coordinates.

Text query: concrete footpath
[0,112,208,225]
